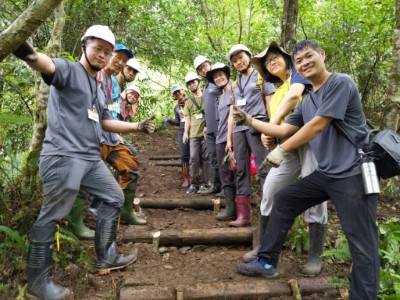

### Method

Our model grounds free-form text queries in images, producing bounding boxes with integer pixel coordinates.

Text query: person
[183,72,210,194]
[234,40,379,300]
[120,83,141,122]
[205,63,237,220]
[241,41,328,277]
[116,57,141,87]
[13,25,156,299]
[194,56,223,195]
[66,43,146,241]
[97,43,148,226]
[226,44,275,227]
[164,84,190,188]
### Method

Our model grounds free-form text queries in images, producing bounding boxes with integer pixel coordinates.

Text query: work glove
[260,145,287,169]
[232,105,253,126]
[183,132,189,144]
[223,150,236,170]
[137,115,156,134]
[13,42,39,62]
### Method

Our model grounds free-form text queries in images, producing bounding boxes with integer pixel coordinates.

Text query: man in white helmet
[193,55,223,196]
[117,57,141,85]
[12,25,155,299]
[226,44,275,227]
[183,72,211,194]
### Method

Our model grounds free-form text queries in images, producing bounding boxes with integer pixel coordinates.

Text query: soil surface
[37,127,397,300]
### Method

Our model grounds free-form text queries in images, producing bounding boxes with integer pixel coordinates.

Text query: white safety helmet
[226,44,252,62]
[126,58,141,73]
[193,55,210,70]
[205,62,231,84]
[185,72,200,83]
[81,25,115,49]
[121,83,140,100]
[170,84,183,94]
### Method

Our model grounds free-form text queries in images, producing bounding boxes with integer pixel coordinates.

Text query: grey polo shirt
[41,59,112,160]
[203,82,222,134]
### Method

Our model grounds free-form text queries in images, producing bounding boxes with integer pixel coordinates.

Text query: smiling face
[107,51,129,75]
[126,90,140,104]
[197,61,211,78]
[187,79,200,93]
[293,47,326,82]
[265,51,288,80]
[231,51,251,73]
[213,70,228,88]
[173,89,184,101]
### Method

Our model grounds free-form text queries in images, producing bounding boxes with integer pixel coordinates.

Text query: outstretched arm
[14,42,55,77]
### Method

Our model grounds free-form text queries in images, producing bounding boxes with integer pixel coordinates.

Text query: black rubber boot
[26,225,72,300]
[242,215,269,262]
[95,203,137,275]
[120,190,147,225]
[201,169,221,194]
[302,223,327,276]
[216,186,236,221]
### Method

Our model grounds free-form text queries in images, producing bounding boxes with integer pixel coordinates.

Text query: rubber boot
[95,203,137,275]
[182,163,190,188]
[120,190,147,225]
[67,196,95,239]
[302,223,327,276]
[229,195,251,227]
[216,186,237,221]
[242,215,269,262]
[204,169,222,194]
[26,225,72,300]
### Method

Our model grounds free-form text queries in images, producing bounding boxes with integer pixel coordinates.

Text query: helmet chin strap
[121,69,134,83]
[83,46,101,72]
[239,63,251,75]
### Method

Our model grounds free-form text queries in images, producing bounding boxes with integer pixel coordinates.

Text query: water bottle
[360,156,380,195]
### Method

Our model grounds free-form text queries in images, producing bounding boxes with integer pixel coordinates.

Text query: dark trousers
[233,130,269,195]
[178,130,190,165]
[206,132,219,173]
[216,142,235,188]
[258,171,379,300]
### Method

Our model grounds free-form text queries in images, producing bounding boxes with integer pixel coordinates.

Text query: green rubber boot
[120,190,147,225]
[67,196,95,239]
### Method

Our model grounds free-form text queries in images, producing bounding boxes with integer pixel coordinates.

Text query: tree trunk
[21,2,65,192]
[280,0,298,53]
[382,0,400,131]
[120,277,338,300]
[123,227,253,245]
[0,0,64,61]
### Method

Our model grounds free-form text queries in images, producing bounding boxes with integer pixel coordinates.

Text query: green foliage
[323,231,351,263]
[0,225,28,255]
[382,178,400,202]
[378,218,400,299]
[285,216,309,255]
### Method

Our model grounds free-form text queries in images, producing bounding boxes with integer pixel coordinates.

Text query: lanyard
[237,70,254,98]
[79,63,98,109]
[104,73,112,104]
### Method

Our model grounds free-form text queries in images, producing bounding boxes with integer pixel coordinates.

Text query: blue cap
[170,84,183,94]
[114,43,134,59]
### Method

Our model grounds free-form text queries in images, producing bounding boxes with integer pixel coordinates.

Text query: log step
[149,155,181,160]
[139,197,225,210]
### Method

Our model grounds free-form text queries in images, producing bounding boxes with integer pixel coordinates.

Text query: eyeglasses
[87,45,112,58]
[264,55,279,67]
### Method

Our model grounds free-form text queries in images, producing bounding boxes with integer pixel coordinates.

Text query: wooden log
[139,197,226,210]
[149,155,181,160]
[120,277,337,300]
[155,161,181,167]
[123,227,253,246]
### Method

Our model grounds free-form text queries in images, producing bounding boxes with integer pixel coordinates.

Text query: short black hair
[291,40,322,60]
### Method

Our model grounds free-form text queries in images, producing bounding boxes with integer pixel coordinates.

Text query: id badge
[237,98,247,106]
[195,114,203,120]
[88,109,99,122]
[108,103,120,114]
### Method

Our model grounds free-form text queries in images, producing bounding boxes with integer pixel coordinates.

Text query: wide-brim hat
[252,41,291,81]
[206,63,231,85]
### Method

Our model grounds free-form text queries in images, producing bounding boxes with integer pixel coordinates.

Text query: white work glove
[260,145,287,169]
[232,105,253,126]
[183,132,189,144]
[137,116,156,134]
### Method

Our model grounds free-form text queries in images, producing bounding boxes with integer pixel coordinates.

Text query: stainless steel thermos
[360,156,380,195]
